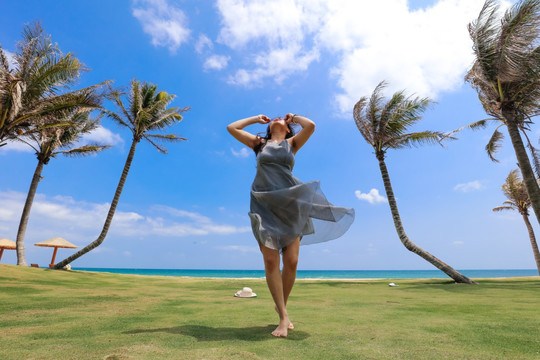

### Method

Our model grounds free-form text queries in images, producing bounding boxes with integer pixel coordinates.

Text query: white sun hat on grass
[234,287,257,298]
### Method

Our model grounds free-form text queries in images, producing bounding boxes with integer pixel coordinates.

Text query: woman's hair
[253,118,295,155]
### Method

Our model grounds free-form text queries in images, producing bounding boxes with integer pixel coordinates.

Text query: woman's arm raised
[285,113,315,153]
[227,115,270,149]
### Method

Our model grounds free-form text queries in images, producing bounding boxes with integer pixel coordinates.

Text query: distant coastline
[73,268,539,279]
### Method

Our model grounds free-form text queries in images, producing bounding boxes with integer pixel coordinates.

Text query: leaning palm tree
[354,81,475,284]
[465,0,540,225]
[14,109,110,266]
[54,80,189,269]
[493,169,540,275]
[0,22,105,147]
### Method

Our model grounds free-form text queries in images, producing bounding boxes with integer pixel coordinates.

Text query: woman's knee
[283,253,298,269]
[261,250,280,271]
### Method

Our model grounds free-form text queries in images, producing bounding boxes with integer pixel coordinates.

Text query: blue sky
[1,0,534,271]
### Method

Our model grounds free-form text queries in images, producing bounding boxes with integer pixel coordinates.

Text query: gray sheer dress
[249,139,355,251]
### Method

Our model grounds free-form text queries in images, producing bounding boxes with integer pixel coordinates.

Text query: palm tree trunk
[521,213,540,275]
[376,154,476,284]
[504,110,540,227]
[16,159,45,266]
[53,139,139,269]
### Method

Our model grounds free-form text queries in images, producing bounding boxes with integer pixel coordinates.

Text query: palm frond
[16,85,104,126]
[485,126,505,162]
[469,0,501,85]
[368,81,386,144]
[443,118,499,139]
[57,144,111,157]
[492,205,516,212]
[11,135,39,153]
[101,109,131,129]
[141,82,158,108]
[108,88,135,131]
[129,79,142,119]
[139,92,177,128]
[16,21,59,78]
[504,169,521,195]
[144,108,186,132]
[0,46,10,72]
[353,97,373,145]
[58,114,101,149]
[391,131,444,149]
[499,169,532,212]
[468,0,540,118]
[107,78,188,147]
[35,121,71,131]
[144,135,168,154]
[25,53,83,100]
[147,91,175,114]
[497,0,540,83]
[144,134,187,143]
[353,81,435,154]
[379,90,406,136]
[386,95,432,139]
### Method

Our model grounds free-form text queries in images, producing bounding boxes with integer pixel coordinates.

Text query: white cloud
[0,140,33,154]
[355,188,387,204]
[228,45,318,86]
[2,49,15,69]
[217,0,322,86]
[0,126,123,155]
[231,147,251,158]
[214,0,502,115]
[204,55,230,71]
[152,205,212,224]
[132,0,191,53]
[80,126,124,147]
[195,34,213,54]
[319,0,487,113]
[452,241,464,246]
[454,180,484,193]
[216,245,259,253]
[366,242,377,254]
[0,191,250,246]
[217,0,321,48]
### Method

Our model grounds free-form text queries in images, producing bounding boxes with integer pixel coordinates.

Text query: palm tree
[354,81,475,284]
[0,22,105,147]
[493,169,540,274]
[54,80,189,269]
[465,0,540,225]
[15,109,110,266]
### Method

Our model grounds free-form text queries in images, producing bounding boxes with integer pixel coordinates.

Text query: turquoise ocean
[73,268,538,279]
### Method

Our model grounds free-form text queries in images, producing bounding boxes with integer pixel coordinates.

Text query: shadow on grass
[124,324,309,341]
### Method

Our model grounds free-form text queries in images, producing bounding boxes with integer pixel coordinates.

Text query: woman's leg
[282,237,300,305]
[260,243,290,337]
[281,238,300,329]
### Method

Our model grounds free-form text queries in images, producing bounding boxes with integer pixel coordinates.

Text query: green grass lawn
[1,264,539,360]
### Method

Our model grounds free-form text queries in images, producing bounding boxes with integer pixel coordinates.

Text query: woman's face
[269,118,289,133]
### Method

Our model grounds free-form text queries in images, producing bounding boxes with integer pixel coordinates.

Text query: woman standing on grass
[227,113,355,338]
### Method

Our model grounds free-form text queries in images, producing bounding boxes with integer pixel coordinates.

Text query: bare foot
[275,306,294,329]
[271,319,290,338]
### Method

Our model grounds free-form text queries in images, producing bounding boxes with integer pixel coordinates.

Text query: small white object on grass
[388,282,399,287]
[234,287,257,298]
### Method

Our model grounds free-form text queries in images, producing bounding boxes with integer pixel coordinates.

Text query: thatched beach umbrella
[0,238,16,262]
[34,237,77,268]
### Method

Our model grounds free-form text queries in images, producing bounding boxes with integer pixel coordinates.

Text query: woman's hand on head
[257,115,271,124]
[284,113,295,124]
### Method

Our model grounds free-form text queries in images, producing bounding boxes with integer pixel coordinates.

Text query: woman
[227,113,354,338]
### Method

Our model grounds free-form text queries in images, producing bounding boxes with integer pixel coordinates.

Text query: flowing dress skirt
[249,140,354,251]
